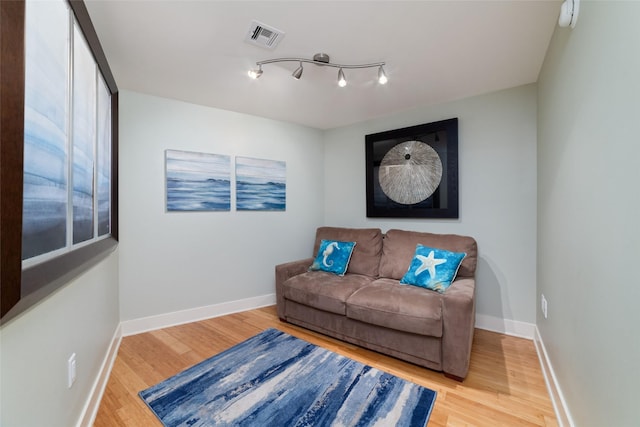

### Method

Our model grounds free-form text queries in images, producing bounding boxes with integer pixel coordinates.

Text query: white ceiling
[85,0,561,130]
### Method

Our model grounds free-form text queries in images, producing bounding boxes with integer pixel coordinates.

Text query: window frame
[0,0,118,321]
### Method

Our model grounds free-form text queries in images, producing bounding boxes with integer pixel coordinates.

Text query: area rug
[139,328,436,426]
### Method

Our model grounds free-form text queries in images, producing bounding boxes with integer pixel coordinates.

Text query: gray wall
[118,91,325,320]
[537,2,640,426]
[323,85,538,326]
[0,252,119,427]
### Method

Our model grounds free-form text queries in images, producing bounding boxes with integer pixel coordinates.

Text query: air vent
[244,20,284,50]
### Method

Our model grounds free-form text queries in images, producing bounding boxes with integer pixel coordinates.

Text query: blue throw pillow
[309,240,357,276]
[400,244,466,293]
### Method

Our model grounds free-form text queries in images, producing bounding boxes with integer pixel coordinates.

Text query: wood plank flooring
[93,306,558,426]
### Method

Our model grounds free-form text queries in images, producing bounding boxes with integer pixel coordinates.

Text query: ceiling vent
[244,20,284,50]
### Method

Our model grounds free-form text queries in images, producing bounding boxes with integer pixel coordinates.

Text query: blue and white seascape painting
[165,150,231,211]
[236,156,286,211]
[22,0,70,260]
[96,77,112,236]
[72,26,96,244]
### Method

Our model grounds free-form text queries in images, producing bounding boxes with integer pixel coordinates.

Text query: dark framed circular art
[365,118,458,218]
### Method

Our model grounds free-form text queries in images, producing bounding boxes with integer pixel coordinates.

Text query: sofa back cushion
[379,229,478,280]
[314,227,383,277]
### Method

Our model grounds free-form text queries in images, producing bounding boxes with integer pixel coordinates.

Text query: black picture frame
[365,118,458,218]
[0,0,119,321]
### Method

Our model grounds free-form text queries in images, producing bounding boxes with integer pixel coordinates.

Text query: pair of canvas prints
[165,149,286,212]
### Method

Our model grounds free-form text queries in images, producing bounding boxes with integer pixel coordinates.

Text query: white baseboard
[76,324,123,427]
[534,327,575,427]
[475,313,536,339]
[120,293,277,336]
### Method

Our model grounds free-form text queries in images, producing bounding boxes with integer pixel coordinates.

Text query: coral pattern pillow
[400,244,466,293]
[310,240,356,276]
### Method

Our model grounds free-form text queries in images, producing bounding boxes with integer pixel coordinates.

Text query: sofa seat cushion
[345,278,443,337]
[283,271,375,315]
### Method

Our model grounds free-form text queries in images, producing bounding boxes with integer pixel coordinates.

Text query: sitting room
[1,1,638,426]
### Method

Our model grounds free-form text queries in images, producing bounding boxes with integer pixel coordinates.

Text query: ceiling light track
[248,53,388,87]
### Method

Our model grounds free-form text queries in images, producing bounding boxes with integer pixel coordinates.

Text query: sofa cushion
[283,271,375,315]
[379,229,478,280]
[400,244,466,293]
[309,239,356,276]
[314,227,383,277]
[345,278,443,337]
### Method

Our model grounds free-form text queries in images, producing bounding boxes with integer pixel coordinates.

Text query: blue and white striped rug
[139,328,436,426]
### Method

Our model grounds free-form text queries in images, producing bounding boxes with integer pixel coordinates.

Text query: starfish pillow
[400,244,466,293]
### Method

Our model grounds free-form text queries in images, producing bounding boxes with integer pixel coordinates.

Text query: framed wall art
[165,149,231,211]
[365,118,458,218]
[236,156,286,211]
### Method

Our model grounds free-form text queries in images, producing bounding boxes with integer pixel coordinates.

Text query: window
[0,0,118,320]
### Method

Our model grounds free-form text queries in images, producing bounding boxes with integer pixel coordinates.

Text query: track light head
[292,62,304,80]
[378,65,388,85]
[338,68,347,87]
[248,66,263,79]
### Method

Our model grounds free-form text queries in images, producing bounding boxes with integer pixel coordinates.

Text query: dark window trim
[0,0,119,323]
[0,0,26,318]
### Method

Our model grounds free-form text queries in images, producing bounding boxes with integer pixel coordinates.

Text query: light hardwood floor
[94,306,558,426]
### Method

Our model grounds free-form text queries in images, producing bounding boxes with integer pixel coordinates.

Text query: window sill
[0,237,118,326]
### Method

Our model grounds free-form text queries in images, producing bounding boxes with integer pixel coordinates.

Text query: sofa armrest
[275,258,313,320]
[441,277,476,379]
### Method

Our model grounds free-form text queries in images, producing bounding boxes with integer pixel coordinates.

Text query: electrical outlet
[68,353,77,388]
[541,294,548,319]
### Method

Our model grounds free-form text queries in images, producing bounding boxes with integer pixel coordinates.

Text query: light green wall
[537,2,640,426]
[324,85,538,326]
[0,252,119,427]
[118,91,325,321]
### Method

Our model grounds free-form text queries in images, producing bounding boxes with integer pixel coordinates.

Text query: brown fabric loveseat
[275,226,478,380]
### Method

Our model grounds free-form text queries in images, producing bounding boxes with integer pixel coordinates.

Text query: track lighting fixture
[247,65,263,79]
[248,53,387,87]
[377,65,388,85]
[337,68,347,87]
[292,62,303,79]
